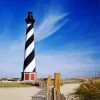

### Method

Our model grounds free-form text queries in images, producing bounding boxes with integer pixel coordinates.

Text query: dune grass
[0,83,33,88]
[74,79,100,100]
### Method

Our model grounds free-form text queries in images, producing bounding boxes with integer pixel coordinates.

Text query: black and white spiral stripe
[23,23,36,72]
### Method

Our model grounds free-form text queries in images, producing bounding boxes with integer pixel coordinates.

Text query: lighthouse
[21,11,37,81]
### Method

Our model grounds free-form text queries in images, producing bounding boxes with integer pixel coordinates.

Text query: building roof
[0,78,8,81]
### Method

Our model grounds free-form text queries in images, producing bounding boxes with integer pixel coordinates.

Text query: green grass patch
[0,83,33,88]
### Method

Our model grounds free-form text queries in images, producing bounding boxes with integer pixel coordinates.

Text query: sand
[0,84,79,100]
[0,87,41,100]
[61,83,80,99]
[61,83,79,94]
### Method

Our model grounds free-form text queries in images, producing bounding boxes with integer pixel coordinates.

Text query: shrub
[74,79,100,100]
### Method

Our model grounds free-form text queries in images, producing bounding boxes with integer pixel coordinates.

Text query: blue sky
[0,0,99,79]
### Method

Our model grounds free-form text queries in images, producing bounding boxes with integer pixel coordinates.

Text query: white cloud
[36,51,100,78]
[0,39,99,78]
[35,13,69,42]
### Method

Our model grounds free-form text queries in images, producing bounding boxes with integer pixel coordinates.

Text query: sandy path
[0,87,41,100]
[0,84,80,100]
[61,84,80,99]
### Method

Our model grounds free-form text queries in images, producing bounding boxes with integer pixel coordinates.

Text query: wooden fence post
[54,73,61,93]
[47,75,52,87]
[47,75,52,100]
[54,73,61,100]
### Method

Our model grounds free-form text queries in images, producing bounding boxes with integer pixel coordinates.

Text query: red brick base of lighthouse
[21,72,37,81]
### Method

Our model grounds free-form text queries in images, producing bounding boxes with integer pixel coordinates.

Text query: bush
[60,82,64,86]
[74,79,100,100]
